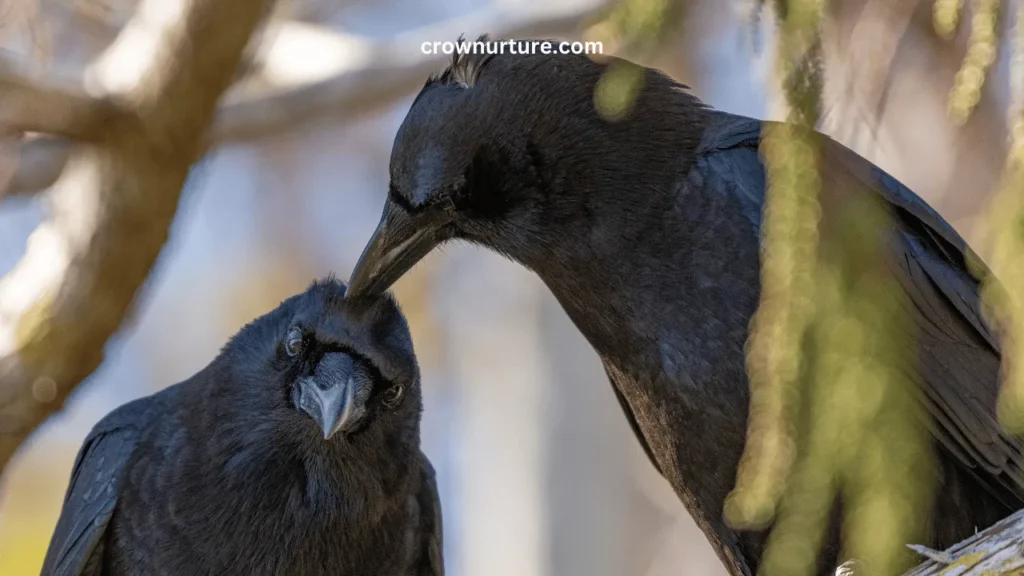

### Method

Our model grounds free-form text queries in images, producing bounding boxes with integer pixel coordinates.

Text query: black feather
[375,47,1021,575]
[426,34,495,88]
[41,278,443,576]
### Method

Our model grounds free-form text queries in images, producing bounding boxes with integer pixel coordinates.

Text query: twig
[0,0,275,473]
[902,508,1024,574]
[1,0,606,198]
[0,66,130,141]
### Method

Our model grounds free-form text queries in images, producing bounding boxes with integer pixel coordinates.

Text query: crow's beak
[295,352,365,440]
[348,199,450,299]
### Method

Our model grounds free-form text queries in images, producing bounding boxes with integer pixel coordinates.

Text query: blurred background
[0,0,1017,574]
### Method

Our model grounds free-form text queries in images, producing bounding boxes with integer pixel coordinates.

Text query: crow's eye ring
[285,328,304,357]
[381,385,404,409]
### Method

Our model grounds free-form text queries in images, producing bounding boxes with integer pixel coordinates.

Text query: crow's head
[348,36,707,298]
[217,276,420,445]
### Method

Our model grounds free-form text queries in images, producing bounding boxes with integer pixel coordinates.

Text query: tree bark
[0,67,127,142]
[902,508,1024,574]
[0,0,274,473]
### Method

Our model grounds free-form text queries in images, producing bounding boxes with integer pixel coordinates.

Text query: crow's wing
[41,398,151,576]
[697,110,1024,506]
[415,455,445,576]
[821,135,1024,506]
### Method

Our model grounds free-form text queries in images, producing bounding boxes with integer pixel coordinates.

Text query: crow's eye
[381,384,404,409]
[284,328,304,357]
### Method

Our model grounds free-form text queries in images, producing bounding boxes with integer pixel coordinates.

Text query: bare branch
[3,136,71,197]
[219,3,606,141]
[817,0,1009,231]
[821,0,920,144]
[1,1,606,198]
[0,65,129,141]
[902,508,1024,574]
[0,0,274,472]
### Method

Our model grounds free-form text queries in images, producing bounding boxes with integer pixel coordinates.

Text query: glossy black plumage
[41,278,443,576]
[346,42,1022,575]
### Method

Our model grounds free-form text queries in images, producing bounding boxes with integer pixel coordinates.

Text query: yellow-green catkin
[731,3,934,574]
[725,0,824,532]
[949,0,1001,124]
[990,6,1024,433]
[827,200,932,576]
[757,192,932,576]
[588,0,678,121]
[934,0,966,39]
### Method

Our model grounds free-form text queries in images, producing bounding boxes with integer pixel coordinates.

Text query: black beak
[294,352,366,440]
[347,199,450,299]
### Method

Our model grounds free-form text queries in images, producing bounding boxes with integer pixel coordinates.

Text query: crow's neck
[516,103,766,388]
[520,158,765,557]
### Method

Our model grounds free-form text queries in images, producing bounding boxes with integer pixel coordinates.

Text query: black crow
[41,277,443,576]
[346,44,1022,574]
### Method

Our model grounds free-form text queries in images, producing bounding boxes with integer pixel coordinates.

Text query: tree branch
[0,66,129,142]
[0,1,606,199]
[818,0,1009,231]
[902,508,1024,574]
[821,0,920,146]
[0,0,274,473]
[4,136,72,196]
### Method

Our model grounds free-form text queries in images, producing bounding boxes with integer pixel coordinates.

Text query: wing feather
[41,399,149,576]
[697,111,1024,507]
[416,455,445,576]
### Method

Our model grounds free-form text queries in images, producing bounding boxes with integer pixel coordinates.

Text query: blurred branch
[0,1,606,199]
[824,0,919,141]
[3,137,72,196]
[903,507,1024,574]
[819,0,1009,232]
[0,66,129,141]
[0,0,274,474]
[220,3,604,139]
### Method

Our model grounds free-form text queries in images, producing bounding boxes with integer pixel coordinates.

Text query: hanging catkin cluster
[730,1,934,574]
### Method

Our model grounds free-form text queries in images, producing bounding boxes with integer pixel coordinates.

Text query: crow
[41,277,443,576]
[345,43,1022,574]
